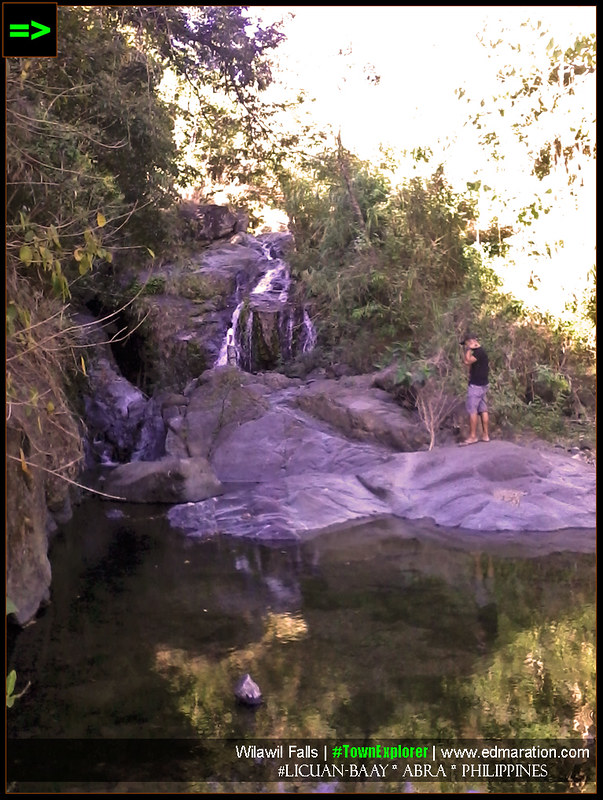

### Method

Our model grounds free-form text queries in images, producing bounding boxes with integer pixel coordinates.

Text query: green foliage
[460,17,596,343]
[153,6,302,205]
[7,5,288,271]
[6,671,17,709]
[126,276,166,298]
[6,5,287,363]
[6,5,291,629]
[165,272,219,302]
[283,149,477,370]
[467,603,595,739]
[471,24,595,181]
[7,7,177,262]
[6,598,25,709]
[446,258,595,442]
[288,138,595,442]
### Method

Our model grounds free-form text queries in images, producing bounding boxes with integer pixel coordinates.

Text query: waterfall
[251,242,290,300]
[302,309,317,353]
[213,235,315,370]
[215,301,243,367]
[244,308,254,370]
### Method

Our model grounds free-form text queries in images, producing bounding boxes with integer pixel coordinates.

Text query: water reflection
[7,501,595,792]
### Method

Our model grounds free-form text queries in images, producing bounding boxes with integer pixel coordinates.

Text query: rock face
[84,356,149,464]
[234,673,263,707]
[162,369,596,540]
[75,313,169,466]
[114,235,279,389]
[236,300,317,373]
[7,427,53,626]
[101,456,224,503]
[356,441,596,531]
[178,202,248,241]
[294,375,430,452]
[7,356,82,626]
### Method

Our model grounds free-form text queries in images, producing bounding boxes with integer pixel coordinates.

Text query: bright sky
[249,6,596,317]
[253,5,596,164]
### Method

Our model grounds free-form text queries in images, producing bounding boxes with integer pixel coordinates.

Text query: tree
[143,5,304,204]
[7,6,289,261]
[457,17,596,325]
[415,379,459,451]
[5,5,292,624]
[281,147,477,368]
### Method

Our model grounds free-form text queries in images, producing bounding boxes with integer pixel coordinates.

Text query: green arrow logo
[31,20,51,39]
[9,20,51,40]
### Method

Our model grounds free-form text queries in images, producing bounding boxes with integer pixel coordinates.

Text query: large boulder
[102,457,224,503]
[165,368,391,482]
[84,356,148,464]
[294,375,430,452]
[356,440,596,531]
[171,367,271,459]
[168,472,391,541]
[169,438,595,541]
[194,239,270,291]
[179,202,248,242]
[196,204,248,241]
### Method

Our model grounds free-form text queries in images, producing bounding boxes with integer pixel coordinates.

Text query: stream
[7,499,596,792]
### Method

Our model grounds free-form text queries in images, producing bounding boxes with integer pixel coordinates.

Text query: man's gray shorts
[466,383,489,415]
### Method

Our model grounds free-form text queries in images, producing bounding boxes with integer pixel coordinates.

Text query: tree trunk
[337,132,368,234]
[336,132,378,271]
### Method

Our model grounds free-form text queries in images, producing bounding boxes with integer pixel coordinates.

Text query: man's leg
[461,412,479,444]
[480,411,489,441]
[461,385,480,444]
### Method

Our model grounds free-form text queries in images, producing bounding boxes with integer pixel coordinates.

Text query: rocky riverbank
[6,224,596,625]
[103,367,593,539]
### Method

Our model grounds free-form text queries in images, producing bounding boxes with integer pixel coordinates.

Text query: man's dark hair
[461,332,478,345]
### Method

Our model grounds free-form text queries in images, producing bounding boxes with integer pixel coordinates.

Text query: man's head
[461,333,480,348]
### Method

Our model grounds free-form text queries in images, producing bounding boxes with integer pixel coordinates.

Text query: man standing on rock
[460,333,490,445]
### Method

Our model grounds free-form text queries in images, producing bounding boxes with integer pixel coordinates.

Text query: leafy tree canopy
[7,5,288,284]
[455,19,595,325]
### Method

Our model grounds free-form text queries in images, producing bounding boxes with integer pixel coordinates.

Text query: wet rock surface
[102,456,224,504]
[75,236,597,540]
[356,441,596,531]
[75,303,595,538]
[234,673,263,707]
[161,369,596,538]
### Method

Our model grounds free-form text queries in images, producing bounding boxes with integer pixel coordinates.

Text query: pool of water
[7,500,596,792]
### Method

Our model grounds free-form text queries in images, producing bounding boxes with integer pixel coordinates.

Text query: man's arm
[463,348,477,366]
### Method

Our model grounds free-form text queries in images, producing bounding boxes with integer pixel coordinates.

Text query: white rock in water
[234,673,263,706]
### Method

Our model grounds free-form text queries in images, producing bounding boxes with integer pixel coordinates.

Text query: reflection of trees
[153,539,595,752]
[459,604,595,740]
[10,510,595,793]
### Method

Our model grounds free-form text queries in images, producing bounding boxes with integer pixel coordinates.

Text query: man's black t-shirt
[469,346,489,386]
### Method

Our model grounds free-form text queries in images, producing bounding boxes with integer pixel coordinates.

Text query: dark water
[7,500,596,793]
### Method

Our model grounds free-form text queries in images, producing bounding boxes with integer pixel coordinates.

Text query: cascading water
[214,236,316,370]
[250,245,290,300]
[214,303,243,367]
[302,308,317,353]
